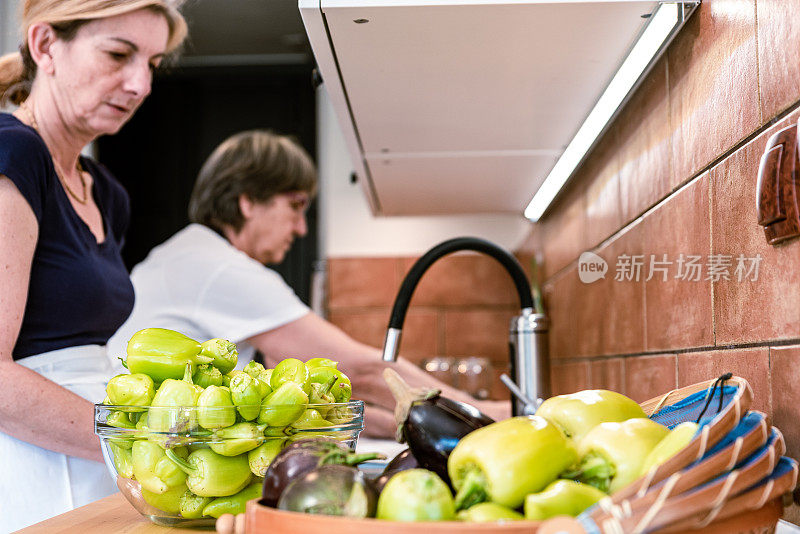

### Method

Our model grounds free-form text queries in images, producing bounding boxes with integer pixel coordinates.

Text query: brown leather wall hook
[756,120,800,245]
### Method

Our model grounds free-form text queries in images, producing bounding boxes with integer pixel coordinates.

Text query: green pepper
[210,422,267,456]
[305,357,338,369]
[247,439,285,477]
[201,481,262,518]
[258,381,308,427]
[448,415,578,510]
[197,385,236,430]
[457,502,524,522]
[308,366,351,403]
[639,421,699,474]
[221,369,242,388]
[193,364,224,388]
[243,361,265,378]
[148,363,201,434]
[292,409,334,430]
[106,410,137,430]
[270,358,311,395]
[575,417,670,493]
[536,389,647,444]
[179,489,214,519]
[109,442,135,479]
[229,373,263,421]
[132,440,189,494]
[199,338,238,375]
[142,483,187,514]
[124,328,212,382]
[165,448,252,497]
[524,479,607,520]
[106,373,156,406]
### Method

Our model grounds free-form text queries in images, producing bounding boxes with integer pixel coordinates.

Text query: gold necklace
[18,101,89,205]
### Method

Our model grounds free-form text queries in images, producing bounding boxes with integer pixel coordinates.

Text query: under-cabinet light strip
[524,2,681,222]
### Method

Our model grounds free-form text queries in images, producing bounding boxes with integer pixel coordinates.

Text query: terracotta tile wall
[527,0,800,523]
[326,253,532,400]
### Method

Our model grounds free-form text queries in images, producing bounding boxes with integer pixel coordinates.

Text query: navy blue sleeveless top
[0,113,135,360]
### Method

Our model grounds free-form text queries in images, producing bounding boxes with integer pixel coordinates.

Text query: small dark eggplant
[278,464,378,518]
[261,437,383,507]
[383,368,494,486]
[372,448,419,493]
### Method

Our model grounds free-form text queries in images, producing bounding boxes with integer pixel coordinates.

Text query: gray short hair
[188,130,317,233]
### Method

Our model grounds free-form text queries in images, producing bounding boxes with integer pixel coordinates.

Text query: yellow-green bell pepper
[148,363,200,434]
[524,479,607,520]
[179,490,213,519]
[142,483,187,514]
[199,338,238,375]
[448,416,577,510]
[457,502,524,522]
[197,385,236,430]
[201,481,262,518]
[131,440,188,494]
[536,389,647,444]
[639,421,699,474]
[576,418,670,493]
[106,373,155,406]
[124,328,212,382]
[165,448,252,497]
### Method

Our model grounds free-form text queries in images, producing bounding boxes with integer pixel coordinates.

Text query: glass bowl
[94,401,364,528]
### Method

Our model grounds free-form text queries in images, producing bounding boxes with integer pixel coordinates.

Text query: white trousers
[0,346,117,533]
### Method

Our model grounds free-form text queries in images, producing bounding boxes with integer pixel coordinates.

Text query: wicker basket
[245,375,797,534]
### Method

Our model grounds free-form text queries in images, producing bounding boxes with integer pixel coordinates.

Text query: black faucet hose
[388,237,534,330]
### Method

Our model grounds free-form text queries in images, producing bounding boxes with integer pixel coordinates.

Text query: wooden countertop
[15,493,210,533]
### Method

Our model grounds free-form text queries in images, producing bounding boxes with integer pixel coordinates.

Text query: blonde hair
[0,0,187,105]
[189,130,318,233]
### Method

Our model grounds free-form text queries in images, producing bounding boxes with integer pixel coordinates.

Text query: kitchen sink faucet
[381,237,550,416]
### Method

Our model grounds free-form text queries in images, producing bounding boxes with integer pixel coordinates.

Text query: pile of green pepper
[102,328,356,520]
[367,388,695,523]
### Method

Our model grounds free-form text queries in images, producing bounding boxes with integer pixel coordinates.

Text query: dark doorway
[97,63,318,304]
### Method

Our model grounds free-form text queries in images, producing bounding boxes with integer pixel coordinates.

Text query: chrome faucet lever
[381,237,550,415]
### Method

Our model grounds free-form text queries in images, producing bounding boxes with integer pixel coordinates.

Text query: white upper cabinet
[300,1,678,216]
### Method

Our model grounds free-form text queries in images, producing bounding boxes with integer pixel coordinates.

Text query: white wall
[316,86,532,258]
[1,0,21,55]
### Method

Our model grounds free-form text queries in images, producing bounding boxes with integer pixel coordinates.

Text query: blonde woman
[0,1,186,530]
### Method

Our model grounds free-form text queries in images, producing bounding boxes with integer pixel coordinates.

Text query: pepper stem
[164,448,197,476]
[118,356,129,369]
[382,368,440,442]
[577,454,614,494]
[321,375,338,396]
[453,468,489,511]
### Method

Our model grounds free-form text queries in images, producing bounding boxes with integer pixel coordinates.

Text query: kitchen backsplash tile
[595,221,647,356]
[667,0,759,184]
[589,358,625,394]
[711,111,800,344]
[329,308,438,362]
[551,360,590,396]
[624,354,678,404]
[642,173,714,351]
[617,57,674,224]
[757,0,800,121]
[399,253,520,307]
[544,267,580,360]
[328,257,401,308]
[769,346,800,485]
[442,308,517,360]
[582,134,622,250]
[678,347,771,414]
[542,181,586,279]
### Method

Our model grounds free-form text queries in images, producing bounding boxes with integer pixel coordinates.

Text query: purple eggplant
[383,369,493,486]
[261,437,383,507]
[372,448,419,493]
[278,464,378,518]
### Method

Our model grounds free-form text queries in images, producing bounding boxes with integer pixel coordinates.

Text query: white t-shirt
[107,224,310,370]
